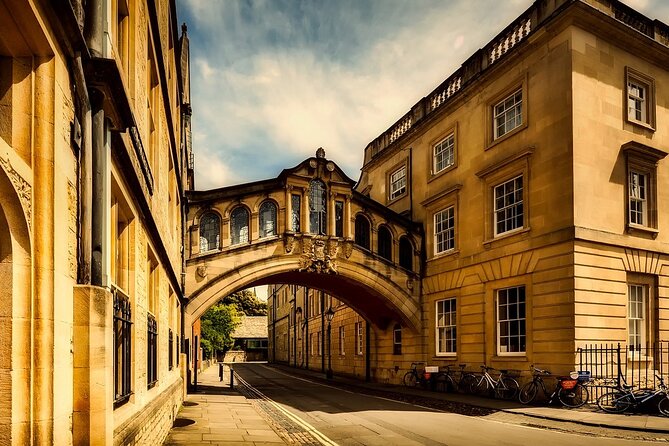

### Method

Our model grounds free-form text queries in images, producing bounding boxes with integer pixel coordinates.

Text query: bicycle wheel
[495,377,519,400]
[558,383,588,408]
[597,391,631,413]
[403,371,417,387]
[658,395,669,417]
[435,374,456,393]
[459,373,476,394]
[519,381,539,404]
[471,377,490,395]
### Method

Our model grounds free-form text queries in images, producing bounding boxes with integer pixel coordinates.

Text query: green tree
[220,289,267,316]
[200,303,240,358]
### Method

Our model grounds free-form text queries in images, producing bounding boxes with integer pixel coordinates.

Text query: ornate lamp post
[325,307,335,379]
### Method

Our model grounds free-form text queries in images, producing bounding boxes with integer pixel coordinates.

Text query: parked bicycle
[518,365,589,408]
[403,362,430,388]
[434,364,474,393]
[469,365,519,400]
[597,375,669,415]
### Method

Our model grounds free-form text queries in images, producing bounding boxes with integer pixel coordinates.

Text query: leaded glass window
[309,180,327,235]
[259,201,277,238]
[231,207,249,245]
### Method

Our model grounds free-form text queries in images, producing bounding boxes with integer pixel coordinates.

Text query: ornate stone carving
[68,181,77,279]
[299,237,338,274]
[283,232,295,253]
[343,240,353,259]
[0,155,32,228]
[196,265,207,278]
[316,147,326,158]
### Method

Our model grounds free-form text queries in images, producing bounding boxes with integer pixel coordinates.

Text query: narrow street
[232,363,669,446]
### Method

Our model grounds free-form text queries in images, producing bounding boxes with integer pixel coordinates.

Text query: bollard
[219,362,223,382]
[230,367,234,388]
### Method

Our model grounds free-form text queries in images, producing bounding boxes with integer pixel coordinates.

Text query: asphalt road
[233,363,669,446]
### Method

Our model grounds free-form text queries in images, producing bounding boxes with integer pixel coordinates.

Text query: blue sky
[178,0,669,190]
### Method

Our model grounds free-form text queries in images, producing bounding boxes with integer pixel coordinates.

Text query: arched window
[309,179,327,235]
[399,236,413,271]
[259,201,277,238]
[199,212,220,252]
[354,214,370,250]
[377,226,392,261]
[393,324,402,355]
[230,207,249,245]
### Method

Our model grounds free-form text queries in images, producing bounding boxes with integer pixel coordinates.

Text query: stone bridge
[184,149,423,331]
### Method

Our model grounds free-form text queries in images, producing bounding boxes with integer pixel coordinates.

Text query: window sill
[435,353,457,358]
[387,192,408,206]
[429,163,457,183]
[486,122,527,151]
[484,227,531,248]
[626,224,659,239]
[432,249,460,261]
[493,354,527,361]
[625,118,656,133]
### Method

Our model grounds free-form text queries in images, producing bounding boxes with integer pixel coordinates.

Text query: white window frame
[433,133,455,174]
[493,88,522,140]
[434,206,455,255]
[436,298,457,356]
[629,171,647,227]
[627,80,646,123]
[628,284,647,351]
[389,165,407,200]
[339,326,345,355]
[393,325,402,355]
[355,322,363,355]
[497,286,526,356]
[493,175,524,236]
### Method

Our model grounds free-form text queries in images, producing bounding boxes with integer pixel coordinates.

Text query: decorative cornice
[0,156,32,229]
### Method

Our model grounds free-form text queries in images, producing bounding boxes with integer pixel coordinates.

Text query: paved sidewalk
[163,365,285,445]
[271,363,669,434]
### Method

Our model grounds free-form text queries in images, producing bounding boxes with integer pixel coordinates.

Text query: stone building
[355,0,669,376]
[0,0,191,444]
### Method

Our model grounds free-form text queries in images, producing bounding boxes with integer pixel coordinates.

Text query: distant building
[227,316,269,362]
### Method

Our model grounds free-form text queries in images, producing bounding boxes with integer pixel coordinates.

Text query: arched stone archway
[185,255,420,333]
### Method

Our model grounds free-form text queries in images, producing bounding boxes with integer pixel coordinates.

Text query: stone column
[285,185,292,232]
[302,187,310,234]
[329,191,336,237]
[345,195,352,239]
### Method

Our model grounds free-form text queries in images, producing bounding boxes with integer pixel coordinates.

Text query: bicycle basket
[560,379,578,390]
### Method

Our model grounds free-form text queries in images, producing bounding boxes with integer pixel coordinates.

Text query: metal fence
[577,342,669,401]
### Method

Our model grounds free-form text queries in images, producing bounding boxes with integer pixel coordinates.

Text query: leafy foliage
[220,289,267,316]
[200,303,240,358]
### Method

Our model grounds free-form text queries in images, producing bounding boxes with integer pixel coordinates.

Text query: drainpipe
[85,0,106,287]
[321,290,325,372]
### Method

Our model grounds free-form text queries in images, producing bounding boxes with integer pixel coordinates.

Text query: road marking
[234,372,340,446]
[260,364,447,413]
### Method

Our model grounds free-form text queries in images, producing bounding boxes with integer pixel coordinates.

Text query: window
[147,313,158,388]
[230,207,249,245]
[317,331,322,356]
[625,68,655,128]
[259,201,277,238]
[436,298,456,355]
[493,89,522,139]
[494,175,523,236]
[111,184,133,293]
[168,329,174,371]
[628,284,646,351]
[497,286,526,355]
[309,180,327,235]
[354,215,370,250]
[377,226,392,261]
[389,165,406,200]
[393,324,402,355]
[335,200,344,237]
[434,207,455,254]
[113,286,132,407]
[147,250,158,316]
[399,236,413,271]
[310,333,316,356]
[339,326,345,355]
[433,133,455,174]
[291,194,301,232]
[355,322,363,356]
[623,142,666,233]
[199,212,220,252]
[629,171,647,226]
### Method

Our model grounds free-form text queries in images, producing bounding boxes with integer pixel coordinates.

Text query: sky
[177,0,669,191]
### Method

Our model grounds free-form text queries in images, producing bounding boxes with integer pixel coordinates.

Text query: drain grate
[172,418,196,428]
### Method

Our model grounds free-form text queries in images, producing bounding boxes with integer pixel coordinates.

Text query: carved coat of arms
[299,238,338,274]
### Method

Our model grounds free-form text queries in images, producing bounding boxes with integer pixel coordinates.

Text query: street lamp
[325,306,335,379]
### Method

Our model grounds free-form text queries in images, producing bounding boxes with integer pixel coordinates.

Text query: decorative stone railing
[363,0,669,165]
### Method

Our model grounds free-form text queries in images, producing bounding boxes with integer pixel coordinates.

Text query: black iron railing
[147,313,158,388]
[577,342,669,402]
[113,286,133,406]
